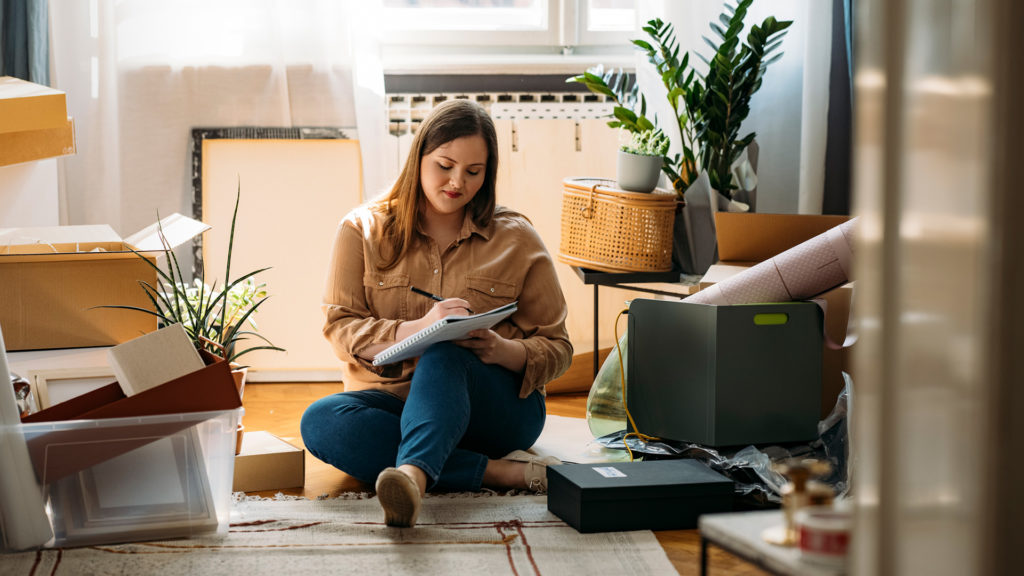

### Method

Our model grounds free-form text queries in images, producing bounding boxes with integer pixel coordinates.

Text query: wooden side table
[699,510,846,576]
[570,267,698,377]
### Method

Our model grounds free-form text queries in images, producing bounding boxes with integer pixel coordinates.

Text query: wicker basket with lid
[558,177,677,273]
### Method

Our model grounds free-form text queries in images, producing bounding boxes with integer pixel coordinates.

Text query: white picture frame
[27,367,116,409]
[48,427,217,545]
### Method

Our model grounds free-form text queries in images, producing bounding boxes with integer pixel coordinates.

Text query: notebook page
[372,302,518,366]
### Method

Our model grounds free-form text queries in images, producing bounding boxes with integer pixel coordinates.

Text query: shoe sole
[376,469,421,528]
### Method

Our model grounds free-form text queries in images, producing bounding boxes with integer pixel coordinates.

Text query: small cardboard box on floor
[233,431,305,493]
[702,212,854,419]
[0,214,210,351]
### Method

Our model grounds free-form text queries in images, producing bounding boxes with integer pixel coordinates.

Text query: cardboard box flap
[0,214,208,256]
[126,213,211,252]
[716,213,851,263]
[0,224,121,247]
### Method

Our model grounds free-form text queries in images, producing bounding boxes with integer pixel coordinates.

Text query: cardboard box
[0,76,76,167]
[713,212,852,265]
[232,431,305,492]
[0,117,76,168]
[628,299,823,447]
[546,459,734,533]
[0,214,210,351]
[703,212,854,418]
[0,76,67,134]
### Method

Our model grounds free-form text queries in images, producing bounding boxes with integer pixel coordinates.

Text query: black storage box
[627,299,823,447]
[546,459,734,533]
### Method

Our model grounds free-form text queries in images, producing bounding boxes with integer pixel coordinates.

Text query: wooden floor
[242,381,768,575]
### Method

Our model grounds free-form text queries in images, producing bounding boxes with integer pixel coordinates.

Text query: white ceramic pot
[616,150,662,193]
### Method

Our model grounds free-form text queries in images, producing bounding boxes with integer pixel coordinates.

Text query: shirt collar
[463,209,494,242]
[414,208,495,243]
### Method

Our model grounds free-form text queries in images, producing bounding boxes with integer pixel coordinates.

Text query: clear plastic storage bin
[2,408,240,550]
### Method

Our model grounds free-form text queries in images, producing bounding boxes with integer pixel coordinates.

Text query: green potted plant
[568,0,792,273]
[570,0,790,198]
[100,185,284,452]
[617,129,670,193]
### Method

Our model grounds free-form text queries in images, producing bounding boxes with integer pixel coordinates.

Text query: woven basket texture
[559,177,677,273]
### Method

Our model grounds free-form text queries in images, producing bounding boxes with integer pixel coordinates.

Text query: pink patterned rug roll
[689,218,856,305]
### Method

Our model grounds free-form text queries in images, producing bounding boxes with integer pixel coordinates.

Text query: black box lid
[548,459,734,502]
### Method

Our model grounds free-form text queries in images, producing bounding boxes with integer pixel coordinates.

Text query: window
[378,0,636,48]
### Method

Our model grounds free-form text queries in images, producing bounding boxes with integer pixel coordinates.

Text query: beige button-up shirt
[322,204,572,399]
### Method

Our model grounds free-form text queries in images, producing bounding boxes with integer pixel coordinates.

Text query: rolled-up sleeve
[506,224,573,398]
[322,218,402,376]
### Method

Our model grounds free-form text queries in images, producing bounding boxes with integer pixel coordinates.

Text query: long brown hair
[376,99,499,270]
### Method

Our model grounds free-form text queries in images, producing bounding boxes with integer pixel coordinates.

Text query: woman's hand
[456,329,527,373]
[390,298,472,344]
[358,298,473,361]
[423,298,472,324]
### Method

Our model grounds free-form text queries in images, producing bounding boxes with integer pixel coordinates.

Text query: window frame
[376,0,635,49]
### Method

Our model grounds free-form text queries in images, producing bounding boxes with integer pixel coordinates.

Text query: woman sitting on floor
[301,99,572,527]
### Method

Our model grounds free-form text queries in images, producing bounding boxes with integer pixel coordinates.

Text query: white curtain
[636,0,832,214]
[49,0,386,238]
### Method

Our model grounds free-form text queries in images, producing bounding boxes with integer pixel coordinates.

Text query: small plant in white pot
[617,129,670,193]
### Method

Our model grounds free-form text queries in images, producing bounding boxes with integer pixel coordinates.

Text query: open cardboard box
[699,212,854,418]
[232,431,305,493]
[0,76,76,167]
[0,214,210,351]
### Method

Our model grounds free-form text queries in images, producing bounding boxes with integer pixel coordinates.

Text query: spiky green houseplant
[101,185,284,365]
[569,0,792,199]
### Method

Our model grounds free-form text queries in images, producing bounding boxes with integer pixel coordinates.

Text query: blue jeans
[300,342,546,492]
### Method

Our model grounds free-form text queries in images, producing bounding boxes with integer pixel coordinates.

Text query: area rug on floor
[3,494,676,576]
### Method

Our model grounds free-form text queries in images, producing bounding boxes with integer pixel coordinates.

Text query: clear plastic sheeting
[593,373,853,507]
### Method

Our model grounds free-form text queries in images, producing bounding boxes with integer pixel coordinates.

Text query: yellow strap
[613,308,659,461]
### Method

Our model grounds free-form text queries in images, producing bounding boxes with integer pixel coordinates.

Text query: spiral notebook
[372,301,518,366]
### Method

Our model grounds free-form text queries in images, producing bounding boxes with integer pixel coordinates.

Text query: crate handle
[753,313,789,326]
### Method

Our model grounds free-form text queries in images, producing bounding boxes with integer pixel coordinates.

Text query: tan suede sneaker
[375,467,422,527]
[502,450,562,492]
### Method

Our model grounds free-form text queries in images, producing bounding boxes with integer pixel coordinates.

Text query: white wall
[0,161,59,227]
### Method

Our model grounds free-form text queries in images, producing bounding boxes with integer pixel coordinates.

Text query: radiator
[384,91,613,173]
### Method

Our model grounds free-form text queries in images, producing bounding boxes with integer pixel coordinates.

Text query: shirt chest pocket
[363,273,410,319]
[465,275,517,311]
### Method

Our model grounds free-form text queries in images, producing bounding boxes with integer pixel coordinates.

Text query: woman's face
[419,134,488,218]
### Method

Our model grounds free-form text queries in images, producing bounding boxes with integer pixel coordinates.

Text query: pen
[410,286,473,314]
